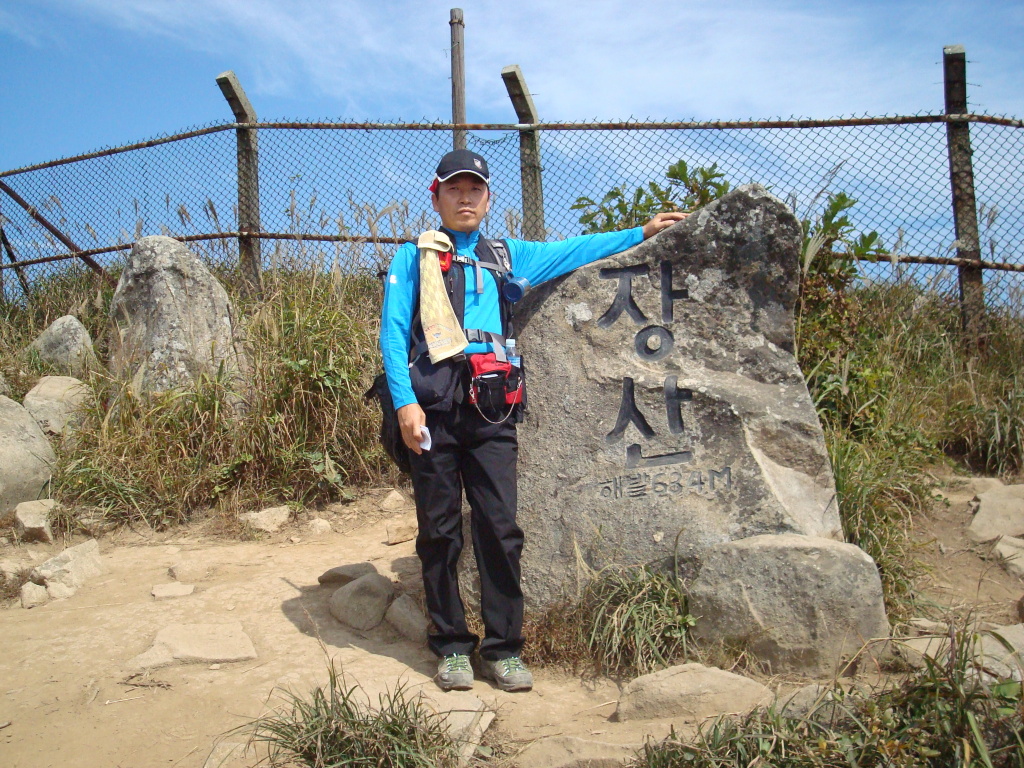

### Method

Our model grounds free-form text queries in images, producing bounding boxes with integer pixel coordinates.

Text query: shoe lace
[444,654,471,672]
[499,657,527,675]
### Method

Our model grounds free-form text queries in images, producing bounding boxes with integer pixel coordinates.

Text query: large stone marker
[109,236,249,395]
[513,185,842,607]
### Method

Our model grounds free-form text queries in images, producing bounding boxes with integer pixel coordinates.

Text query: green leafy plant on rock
[571,160,730,234]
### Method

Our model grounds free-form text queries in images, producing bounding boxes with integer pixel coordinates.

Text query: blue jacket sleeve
[507,228,643,286]
[380,242,419,410]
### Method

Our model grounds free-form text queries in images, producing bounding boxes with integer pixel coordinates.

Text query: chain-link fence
[1,114,1022,307]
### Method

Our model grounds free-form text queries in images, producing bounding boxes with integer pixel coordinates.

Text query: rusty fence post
[450,9,467,151]
[943,45,985,350]
[501,65,546,241]
[0,225,32,300]
[216,70,263,298]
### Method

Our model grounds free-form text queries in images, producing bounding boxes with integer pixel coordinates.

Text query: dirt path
[1,476,1021,768]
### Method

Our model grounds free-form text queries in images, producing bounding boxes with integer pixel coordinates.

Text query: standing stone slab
[0,395,57,520]
[688,535,889,675]
[512,185,840,608]
[28,315,97,376]
[109,236,249,395]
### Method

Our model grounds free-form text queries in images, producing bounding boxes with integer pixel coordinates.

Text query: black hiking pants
[409,397,524,661]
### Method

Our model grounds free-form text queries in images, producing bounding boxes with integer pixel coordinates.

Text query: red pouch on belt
[467,353,523,407]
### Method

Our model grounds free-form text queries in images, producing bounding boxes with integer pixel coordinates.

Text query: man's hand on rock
[398,403,427,454]
[642,211,688,240]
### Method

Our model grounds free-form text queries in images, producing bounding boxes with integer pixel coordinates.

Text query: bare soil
[0,473,1021,768]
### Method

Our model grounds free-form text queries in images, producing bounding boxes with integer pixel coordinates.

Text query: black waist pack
[364,373,411,475]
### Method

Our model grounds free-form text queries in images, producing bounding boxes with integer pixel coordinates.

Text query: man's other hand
[642,211,688,240]
[398,403,427,454]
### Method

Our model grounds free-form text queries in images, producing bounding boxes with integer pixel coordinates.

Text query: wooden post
[502,65,546,241]
[943,45,985,349]
[450,9,467,150]
[0,226,32,299]
[216,70,262,297]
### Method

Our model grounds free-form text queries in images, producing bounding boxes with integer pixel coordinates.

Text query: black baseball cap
[430,149,490,192]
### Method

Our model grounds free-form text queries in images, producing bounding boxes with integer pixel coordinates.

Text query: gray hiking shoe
[482,656,533,692]
[435,654,474,691]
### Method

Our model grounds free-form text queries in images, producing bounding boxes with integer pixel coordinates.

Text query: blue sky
[2,0,1022,172]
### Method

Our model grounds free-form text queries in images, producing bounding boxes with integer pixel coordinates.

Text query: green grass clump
[247,661,461,768]
[631,624,1024,768]
[526,564,694,678]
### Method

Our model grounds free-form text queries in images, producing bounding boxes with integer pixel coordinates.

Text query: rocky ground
[1,470,1022,768]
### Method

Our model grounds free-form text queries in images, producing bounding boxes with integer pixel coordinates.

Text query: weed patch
[631,623,1024,767]
[246,661,461,768]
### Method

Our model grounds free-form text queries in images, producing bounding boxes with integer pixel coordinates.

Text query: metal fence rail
[1,113,1022,311]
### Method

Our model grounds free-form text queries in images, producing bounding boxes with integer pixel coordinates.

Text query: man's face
[432,173,490,232]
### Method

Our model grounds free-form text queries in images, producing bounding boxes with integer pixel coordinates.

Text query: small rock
[14,499,58,544]
[968,486,1024,543]
[20,581,48,609]
[130,622,257,670]
[31,538,103,600]
[0,536,9,547]
[614,662,772,722]
[0,372,10,397]
[209,664,221,670]
[994,536,1024,578]
[22,376,91,436]
[513,735,639,768]
[152,583,195,600]
[384,593,429,645]
[169,559,214,582]
[28,315,97,377]
[1,558,23,581]
[381,489,413,513]
[306,518,332,536]
[386,513,417,545]
[318,562,377,586]
[239,505,291,533]
[328,573,395,631]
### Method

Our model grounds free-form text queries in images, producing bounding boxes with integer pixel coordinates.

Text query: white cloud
[9,0,1024,119]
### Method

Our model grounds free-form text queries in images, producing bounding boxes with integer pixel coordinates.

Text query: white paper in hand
[419,426,432,451]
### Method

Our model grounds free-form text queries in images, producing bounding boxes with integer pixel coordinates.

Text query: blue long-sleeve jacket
[380,227,643,410]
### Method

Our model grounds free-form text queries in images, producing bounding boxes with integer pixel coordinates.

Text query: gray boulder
[510,185,840,609]
[318,562,378,587]
[614,662,771,722]
[28,315,97,376]
[0,395,57,520]
[384,593,429,645]
[328,573,395,631]
[109,235,249,395]
[30,538,104,600]
[23,375,91,436]
[14,499,57,543]
[688,534,889,675]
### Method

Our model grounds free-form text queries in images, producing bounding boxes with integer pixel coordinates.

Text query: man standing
[380,149,684,692]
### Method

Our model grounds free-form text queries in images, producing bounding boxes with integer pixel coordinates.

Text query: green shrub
[247,661,461,768]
